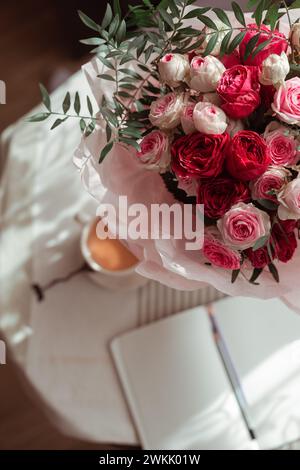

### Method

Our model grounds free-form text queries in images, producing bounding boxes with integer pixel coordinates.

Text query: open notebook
[111,297,300,450]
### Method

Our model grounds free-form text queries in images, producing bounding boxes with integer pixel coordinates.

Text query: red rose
[217,65,261,119]
[171,132,229,179]
[240,24,288,66]
[226,130,271,181]
[197,176,250,219]
[260,84,276,109]
[245,246,273,269]
[272,221,297,263]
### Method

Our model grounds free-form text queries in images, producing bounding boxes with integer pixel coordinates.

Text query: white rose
[190,56,225,93]
[278,177,300,220]
[259,52,289,86]
[181,102,196,134]
[158,53,190,88]
[149,92,185,130]
[193,101,227,135]
[290,22,300,52]
[195,20,227,56]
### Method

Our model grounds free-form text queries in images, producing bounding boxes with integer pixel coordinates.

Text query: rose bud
[226,130,271,181]
[190,56,225,93]
[171,131,229,179]
[149,92,185,130]
[278,177,300,220]
[250,167,290,202]
[193,102,227,135]
[217,65,261,119]
[136,130,170,173]
[272,77,300,126]
[240,23,287,66]
[217,202,271,250]
[263,121,299,166]
[197,176,250,219]
[259,52,289,87]
[195,20,227,57]
[158,53,190,88]
[181,102,196,134]
[202,227,241,270]
[290,22,300,52]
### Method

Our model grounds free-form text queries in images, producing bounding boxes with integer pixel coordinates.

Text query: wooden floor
[0,0,133,450]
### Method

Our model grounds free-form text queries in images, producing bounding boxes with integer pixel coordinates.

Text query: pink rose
[278,177,300,220]
[272,77,300,126]
[181,102,196,134]
[240,24,288,66]
[264,122,299,166]
[149,92,185,130]
[202,228,241,270]
[250,166,290,202]
[217,202,271,250]
[136,130,170,172]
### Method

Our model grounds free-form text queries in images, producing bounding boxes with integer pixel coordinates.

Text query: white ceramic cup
[80,219,148,290]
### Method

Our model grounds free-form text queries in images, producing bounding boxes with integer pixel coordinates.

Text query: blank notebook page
[111,306,255,450]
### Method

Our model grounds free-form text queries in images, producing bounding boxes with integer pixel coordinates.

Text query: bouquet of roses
[31,0,300,300]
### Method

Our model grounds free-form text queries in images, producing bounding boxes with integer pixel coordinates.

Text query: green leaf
[198,15,218,30]
[80,118,86,133]
[106,123,112,142]
[251,38,272,59]
[39,83,51,111]
[85,121,96,137]
[119,68,143,80]
[119,137,140,150]
[97,73,115,81]
[231,1,246,27]
[51,117,68,130]
[158,8,174,30]
[264,3,279,30]
[62,92,71,114]
[220,30,232,56]
[212,8,231,28]
[87,96,93,116]
[116,19,126,44]
[113,0,122,17]
[228,31,246,54]
[98,56,115,70]
[74,92,81,115]
[183,8,211,19]
[231,269,240,283]
[249,267,263,284]
[108,15,120,37]
[254,0,265,27]
[102,3,113,29]
[27,113,50,122]
[244,33,260,61]
[80,37,105,45]
[268,262,279,283]
[256,198,278,211]
[78,10,100,32]
[203,33,219,56]
[252,235,269,251]
[247,0,260,8]
[99,141,114,163]
[290,0,300,8]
